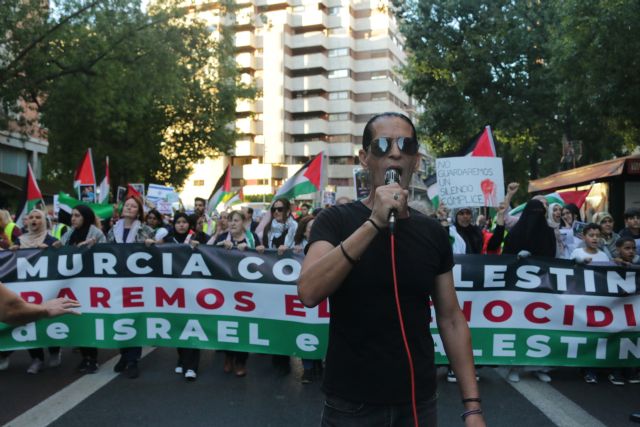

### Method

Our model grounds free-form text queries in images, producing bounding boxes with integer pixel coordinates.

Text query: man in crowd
[298,203,311,221]
[192,197,215,236]
[619,207,640,246]
[298,112,484,426]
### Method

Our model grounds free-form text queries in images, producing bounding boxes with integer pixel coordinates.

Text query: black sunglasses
[368,136,418,157]
[271,206,285,213]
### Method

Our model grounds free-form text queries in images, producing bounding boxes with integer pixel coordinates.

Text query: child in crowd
[613,236,639,266]
[570,223,610,264]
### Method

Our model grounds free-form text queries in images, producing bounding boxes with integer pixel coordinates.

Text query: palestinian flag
[457,125,497,157]
[508,189,592,217]
[98,156,110,204]
[274,152,323,200]
[73,148,96,200]
[223,189,244,210]
[58,192,114,220]
[207,165,232,214]
[126,184,142,200]
[16,164,45,227]
[425,174,439,209]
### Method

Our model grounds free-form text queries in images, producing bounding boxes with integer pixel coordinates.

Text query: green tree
[1,0,255,190]
[394,0,638,186]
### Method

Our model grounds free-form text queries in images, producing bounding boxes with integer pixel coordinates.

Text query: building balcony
[354,78,393,94]
[288,10,328,28]
[287,32,327,50]
[234,139,264,157]
[287,75,329,91]
[286,118,328,134]
[285,141,357,157]
[235,31,256,49]
[236,118,263,135]
[236,52,262,70]
[353,57,393,73]
[243,184,274,196]
[286,53,327,70]
[328,164,357,179]
[287,96,328,113]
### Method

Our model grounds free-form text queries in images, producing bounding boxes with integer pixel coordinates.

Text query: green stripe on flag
[58,192,113,220]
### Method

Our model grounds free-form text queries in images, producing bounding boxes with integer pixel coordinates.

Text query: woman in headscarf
[106,195,154,379]
[162,212,208,381]
[453,207,483,254]
[61,205,106,373]
[9,209,62,374]
[213,210,262,377]
[502,199,556,383]
[145,208,169,242]
[503,199,557,258]
[592,212,620,259]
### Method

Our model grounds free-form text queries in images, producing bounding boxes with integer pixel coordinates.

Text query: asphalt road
[1,347,638,426]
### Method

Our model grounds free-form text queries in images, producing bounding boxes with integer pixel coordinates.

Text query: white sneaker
[534,371,551,383]
[174,366,183,374]
[507,368,520,382]
[184,369,197,381]
[27,359,44,374]
[0,356,9,371]
[48,352,62,368]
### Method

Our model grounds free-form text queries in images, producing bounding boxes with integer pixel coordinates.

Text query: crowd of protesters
[0,186,639,388]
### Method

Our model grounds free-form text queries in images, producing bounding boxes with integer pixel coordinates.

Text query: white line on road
[496,368,607,427]
[3,347,156,427]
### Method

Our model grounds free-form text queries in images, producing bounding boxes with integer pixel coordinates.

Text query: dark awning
[528,155,639,193]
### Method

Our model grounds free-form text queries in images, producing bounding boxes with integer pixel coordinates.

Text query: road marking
[496,368,607,427]
[3,347,156,427]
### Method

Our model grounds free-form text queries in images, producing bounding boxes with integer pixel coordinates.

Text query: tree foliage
[393,0,639,185]
[1,0,255,190]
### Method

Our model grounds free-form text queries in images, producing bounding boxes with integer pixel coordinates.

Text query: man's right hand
[42,297,81,318]
[369,183,408,228]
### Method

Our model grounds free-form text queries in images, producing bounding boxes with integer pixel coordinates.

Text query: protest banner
[436,157,505,208]
[1,248,639,367]
[353,167,370,200]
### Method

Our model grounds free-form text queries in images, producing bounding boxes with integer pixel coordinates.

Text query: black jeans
[321,394,437,427]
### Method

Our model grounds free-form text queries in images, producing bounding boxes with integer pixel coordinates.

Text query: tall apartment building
[181,0,425,207]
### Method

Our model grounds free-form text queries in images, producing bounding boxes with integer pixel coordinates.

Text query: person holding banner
[106,195,154,379]
[61,205,107,373]
[262,198,298,375]
[162,212,208,380]
[502,199,556,383]
[213,210,263,377]
[0,209,21,249]
[298,112,484,427]
[8,209,64,374]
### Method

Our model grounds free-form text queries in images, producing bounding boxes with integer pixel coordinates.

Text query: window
[371,71,387,80]
[329,91,350,100]
[292,5,305,12]
[193,180,205,186]
[328,48,349,57]
[328,6,341,16]
[329,113,349,121]
[328,69,349,79]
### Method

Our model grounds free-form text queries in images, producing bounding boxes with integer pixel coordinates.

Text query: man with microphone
[298,112,484,426]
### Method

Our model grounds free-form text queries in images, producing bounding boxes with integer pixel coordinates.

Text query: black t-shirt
[307,201,454,404]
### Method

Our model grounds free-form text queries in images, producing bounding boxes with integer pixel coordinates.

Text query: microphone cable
[390,231,419,427]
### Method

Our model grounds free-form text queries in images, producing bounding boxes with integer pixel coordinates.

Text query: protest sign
[1,248,639,367]
[436,157,505,208]
[353,167,370,200]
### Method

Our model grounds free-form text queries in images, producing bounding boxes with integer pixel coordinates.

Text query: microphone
[385,168,401,234]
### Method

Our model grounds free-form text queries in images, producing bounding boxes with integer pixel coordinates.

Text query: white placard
[436,156,505,208]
